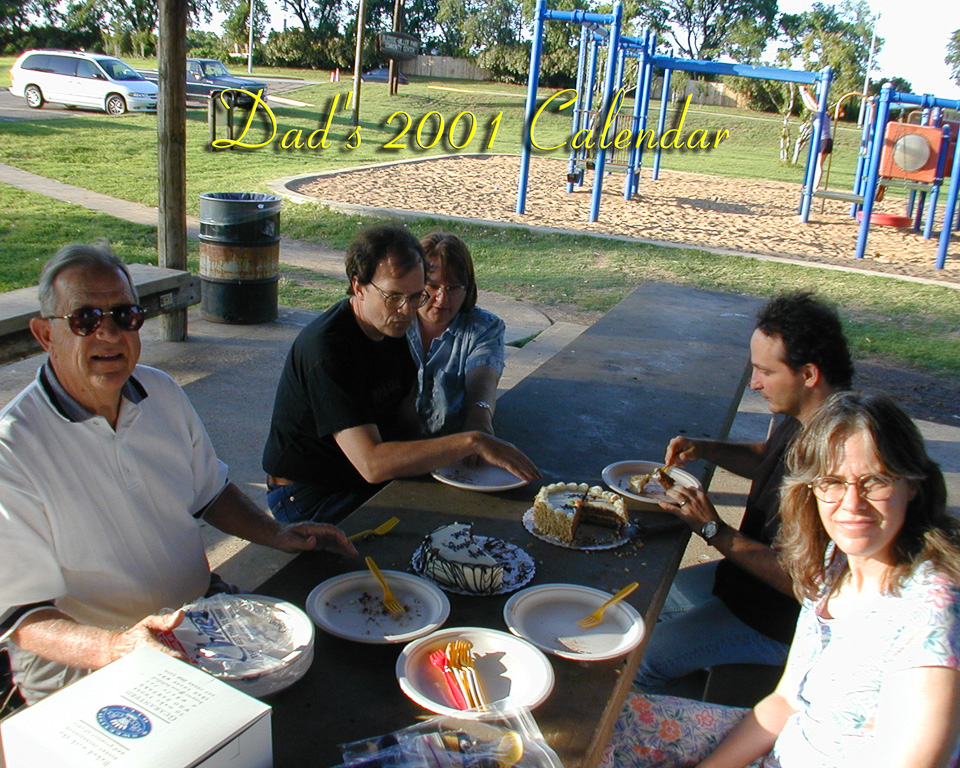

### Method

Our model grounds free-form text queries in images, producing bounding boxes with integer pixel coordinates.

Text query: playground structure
[838,87,960,270]
[516,0,959,269]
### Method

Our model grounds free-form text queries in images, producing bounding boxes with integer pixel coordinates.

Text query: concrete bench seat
[0,263,200,364]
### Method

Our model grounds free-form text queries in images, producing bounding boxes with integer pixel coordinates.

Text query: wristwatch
[699,520,724,543]
[472,401,493,413]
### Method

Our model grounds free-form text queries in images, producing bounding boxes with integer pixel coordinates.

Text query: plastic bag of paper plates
[158,593,314,697]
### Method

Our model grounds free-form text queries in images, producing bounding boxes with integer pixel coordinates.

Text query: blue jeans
[266,480,377,525]
[635,561,790,692]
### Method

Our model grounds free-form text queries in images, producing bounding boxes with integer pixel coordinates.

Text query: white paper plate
[602,460,703,504]
[503,584,645,661]
[306,570,450,644]
[432,459,528,492]
[411,535,536,596]
[396,627,555,718]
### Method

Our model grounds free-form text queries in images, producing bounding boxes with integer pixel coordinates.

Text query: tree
[948,29,960,88]
[779,0,881,113]
[280,0,342,35]
[218,0,270,51]
[630,0,778,61]
[437,0,522,56]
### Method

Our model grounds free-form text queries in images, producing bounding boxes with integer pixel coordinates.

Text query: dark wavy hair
[756,291,853,389]
[420,232,478,313]
[777,391,960,600]
[344,225,424,294]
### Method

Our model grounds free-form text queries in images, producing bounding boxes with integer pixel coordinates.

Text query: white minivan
[9,50,158,115]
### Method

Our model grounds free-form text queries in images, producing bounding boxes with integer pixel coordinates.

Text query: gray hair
[38,241,138,316]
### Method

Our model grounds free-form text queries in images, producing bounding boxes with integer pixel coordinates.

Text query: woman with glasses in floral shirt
[604,391,960,768]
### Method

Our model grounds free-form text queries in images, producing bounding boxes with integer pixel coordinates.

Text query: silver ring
[678,499,687,508]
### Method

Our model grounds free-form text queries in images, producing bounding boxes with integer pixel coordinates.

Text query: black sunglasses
[45,304,147,337]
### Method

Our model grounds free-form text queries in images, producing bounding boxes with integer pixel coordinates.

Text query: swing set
[516,0,960,267]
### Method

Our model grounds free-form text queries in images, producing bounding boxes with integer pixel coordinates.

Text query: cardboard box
[1,646,272,767]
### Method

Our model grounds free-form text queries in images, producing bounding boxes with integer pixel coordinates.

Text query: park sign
[378,31,420,61]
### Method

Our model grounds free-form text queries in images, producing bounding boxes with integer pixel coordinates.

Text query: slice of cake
[420,522,504,594]
[628,468,676,498]
[533,482,628,544]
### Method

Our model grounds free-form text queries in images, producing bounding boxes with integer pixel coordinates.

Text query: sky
[774,0,959,100]
[242,0,960,101]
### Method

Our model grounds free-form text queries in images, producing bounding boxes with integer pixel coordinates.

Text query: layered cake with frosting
[533,482,628,544]
[420,522,504,594]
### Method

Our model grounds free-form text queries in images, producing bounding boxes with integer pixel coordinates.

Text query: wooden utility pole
[157,0,189,341]
[387,0,402,96]
[352,0,366,126]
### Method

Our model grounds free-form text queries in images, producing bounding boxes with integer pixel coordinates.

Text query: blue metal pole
[936,121,960,268]
[623,29,650,200]
[799,66,832,222]
[851,98,874,218]
[855,84,893,259]
[579,37,600,189]
[923,124,951,238]
[568,25,589,194]
[516,0,547,214]
[589,1,623,222]
[653,65,672,181]
[632,33,655,195]
[623,31,648,200]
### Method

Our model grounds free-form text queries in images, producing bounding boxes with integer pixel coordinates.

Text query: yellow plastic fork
[365,556,405,616]
[577,582,639,628]
[348,516,399,542]
[452,640,488,710]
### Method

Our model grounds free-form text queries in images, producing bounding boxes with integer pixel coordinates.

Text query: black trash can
[199,192,281,324]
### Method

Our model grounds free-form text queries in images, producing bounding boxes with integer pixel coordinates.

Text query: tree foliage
[948,29,960,88]
[279,0,342,36]
[779,0,879,112]
[630,0,778,61]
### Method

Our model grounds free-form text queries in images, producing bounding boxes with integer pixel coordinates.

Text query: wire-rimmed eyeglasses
[368,282,429,310]
[807,473,900,503]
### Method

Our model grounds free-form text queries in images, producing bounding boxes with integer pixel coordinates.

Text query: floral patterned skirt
[599,693,779,768]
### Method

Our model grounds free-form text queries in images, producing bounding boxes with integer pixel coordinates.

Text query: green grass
[0,183,173,292]
[0,60,956,379]
[281,203,960,374]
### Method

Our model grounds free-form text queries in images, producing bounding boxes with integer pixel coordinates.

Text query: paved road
[0,78,310,121]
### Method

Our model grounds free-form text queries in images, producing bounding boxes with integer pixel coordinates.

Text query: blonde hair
[777,391,960,599]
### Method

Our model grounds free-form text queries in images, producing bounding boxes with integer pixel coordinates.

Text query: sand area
[293,154,960,283]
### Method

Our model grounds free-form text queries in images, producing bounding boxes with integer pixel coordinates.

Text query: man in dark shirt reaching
[636,291,853,692]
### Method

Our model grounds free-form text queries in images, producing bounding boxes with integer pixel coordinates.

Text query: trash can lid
[200,192,282,204]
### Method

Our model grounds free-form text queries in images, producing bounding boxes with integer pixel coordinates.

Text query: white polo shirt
[0,364,228,638]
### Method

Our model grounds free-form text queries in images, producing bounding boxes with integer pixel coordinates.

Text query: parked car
[139,59,267,106]
[362,67,409,84]
[8,49,158,115]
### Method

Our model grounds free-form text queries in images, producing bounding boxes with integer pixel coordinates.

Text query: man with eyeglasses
[0,242,356,704]
[634,291,854,695]
[262,225,539,524]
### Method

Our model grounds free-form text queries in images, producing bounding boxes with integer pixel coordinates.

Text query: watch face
[701,521,720,541]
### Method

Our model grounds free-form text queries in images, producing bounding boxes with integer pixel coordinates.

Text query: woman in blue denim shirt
[406,233,505,437]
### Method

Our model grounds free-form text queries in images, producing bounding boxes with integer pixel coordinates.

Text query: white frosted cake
[533,482,628,544]
[420,522,504,594]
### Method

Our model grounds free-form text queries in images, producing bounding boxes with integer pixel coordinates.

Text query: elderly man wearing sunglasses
[0,242,358,705]
[262,224,539,525]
